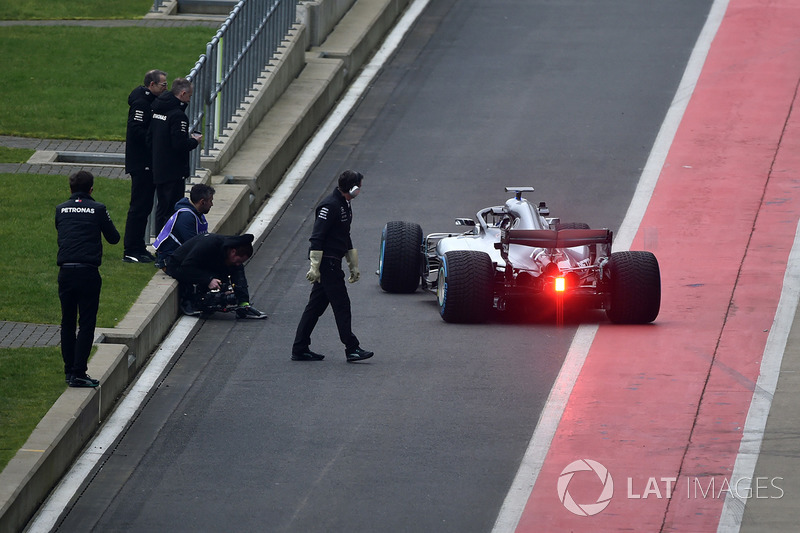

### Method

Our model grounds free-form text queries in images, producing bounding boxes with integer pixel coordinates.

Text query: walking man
[55,171,120,387]
[123,69,167,263]
[149,77,202,232]
[291,170,373,362]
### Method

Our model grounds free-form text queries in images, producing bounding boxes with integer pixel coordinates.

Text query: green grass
[0,347,67,471]
[0,146,35,163]
[0,26,214,139]
[0,173,158,325]
[0,0,154,20]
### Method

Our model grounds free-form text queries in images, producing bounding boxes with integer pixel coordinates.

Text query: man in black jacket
[291,170,373,363]
[55,171,120,387]
[149,78,202,232]
[123,69,167,263]
[166,233,267,319]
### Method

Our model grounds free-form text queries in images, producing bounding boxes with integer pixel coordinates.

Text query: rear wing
[502,228,612,249]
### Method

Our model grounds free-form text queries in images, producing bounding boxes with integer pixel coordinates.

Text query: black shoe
[346,347,374,363]
[236,305,268,319]
[65,373,74,384]
[69,374,99,388]
[181,300,201,317]
[123,251,155,263]
[291,350,325,361]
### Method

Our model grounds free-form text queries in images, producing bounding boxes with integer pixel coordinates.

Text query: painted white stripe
[27,317,199,533]
[27,1,432,531]
[491,1,730,530]
[246,0,432,238]
[716,218,800,532]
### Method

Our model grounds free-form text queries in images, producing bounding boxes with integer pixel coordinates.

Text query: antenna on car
[504,186,535,201]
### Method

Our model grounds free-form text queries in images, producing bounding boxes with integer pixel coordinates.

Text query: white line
[491,1,729,530]
[716,219,800,532]
[26,317,199,533]
[26,2,432,531]
[246,0,432,238]
[614,0,729,252]
[491,324,597,532]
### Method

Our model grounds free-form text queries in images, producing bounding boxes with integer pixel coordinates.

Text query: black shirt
[148,91,199,184]
[125,85,157,174]
[309,188,353,259]
[168,233,253,287]
[55,192,120,266]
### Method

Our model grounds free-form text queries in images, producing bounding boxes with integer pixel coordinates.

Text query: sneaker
[181,300,201,317]
[346,347,374,363]
[291,350,325,361]
[236,305,268,319]
[65,373,74,384]
[123,251,155,263]
[69,374,100,388]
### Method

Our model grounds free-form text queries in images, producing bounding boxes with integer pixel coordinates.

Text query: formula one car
[378,187,660,324]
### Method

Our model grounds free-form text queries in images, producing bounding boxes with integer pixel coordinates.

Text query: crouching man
[166,232,267,319]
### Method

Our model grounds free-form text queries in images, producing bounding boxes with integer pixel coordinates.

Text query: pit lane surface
[55,1,713,531]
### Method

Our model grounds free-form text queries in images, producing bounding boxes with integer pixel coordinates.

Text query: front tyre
[379,221,423,293]
[437,250,494,323]
[605,251,661,324]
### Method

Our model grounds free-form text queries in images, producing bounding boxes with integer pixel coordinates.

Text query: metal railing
[153,0,298,175]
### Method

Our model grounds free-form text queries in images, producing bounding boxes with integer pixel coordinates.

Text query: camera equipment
[194,278,240,314]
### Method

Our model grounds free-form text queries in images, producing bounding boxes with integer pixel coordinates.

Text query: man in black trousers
[55,171,120,387]
[291,170,374,363]
[123,69,167,263]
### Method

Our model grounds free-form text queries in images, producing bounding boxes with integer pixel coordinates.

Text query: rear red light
[554,277,566,292]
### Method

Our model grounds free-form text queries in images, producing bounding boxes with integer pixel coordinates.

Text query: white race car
[378,187,660,324]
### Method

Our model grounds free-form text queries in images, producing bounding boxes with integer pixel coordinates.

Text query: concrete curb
[0,0,411,531]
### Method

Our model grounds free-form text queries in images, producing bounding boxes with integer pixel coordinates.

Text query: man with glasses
[148,78,203,234]
[123,69,168,263]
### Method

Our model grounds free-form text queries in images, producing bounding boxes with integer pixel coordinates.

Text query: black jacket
[148,92,199,184]
[55,192,120,266]
[309,188,353,259]
[125,85,157,174]
[168,233,253,287]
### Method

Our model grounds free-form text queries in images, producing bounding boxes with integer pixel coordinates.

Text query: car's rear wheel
[556,222,591,230]
[379,221,423,293]
[437,250,494,323]
[605,251,661,324]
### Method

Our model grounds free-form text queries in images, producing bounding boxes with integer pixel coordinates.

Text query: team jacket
[308,188,353,259]
[124,85,157,174]
[153,197,208,257]
[148,91,199,184]
[168,233,253,288]
[55,192,120,266]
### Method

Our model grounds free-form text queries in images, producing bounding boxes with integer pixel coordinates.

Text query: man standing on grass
[55,171,120,387]
[123,69,168,263]
[149,78,202,233]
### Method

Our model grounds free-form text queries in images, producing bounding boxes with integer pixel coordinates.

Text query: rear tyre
[379,221,423,293]
[556,222,591,230]
[437,250,494,323]
[605,251,661,324]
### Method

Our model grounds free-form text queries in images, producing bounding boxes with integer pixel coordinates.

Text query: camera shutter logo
[557,459,614,516]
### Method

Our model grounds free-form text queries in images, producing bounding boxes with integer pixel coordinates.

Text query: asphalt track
[42,1,746,531]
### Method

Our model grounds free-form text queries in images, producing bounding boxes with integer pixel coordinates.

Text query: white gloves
[345,249,360,283]
[306,250,323,283]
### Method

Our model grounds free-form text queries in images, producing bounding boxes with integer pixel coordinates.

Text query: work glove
[345,249,360,283]
[306,250,323,283]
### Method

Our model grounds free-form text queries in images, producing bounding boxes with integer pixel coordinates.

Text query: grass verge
[0,173,157,325]
[0,146,35,163]
[0,347,66,471]
[0,0,154,21]
[1,26,214,140]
